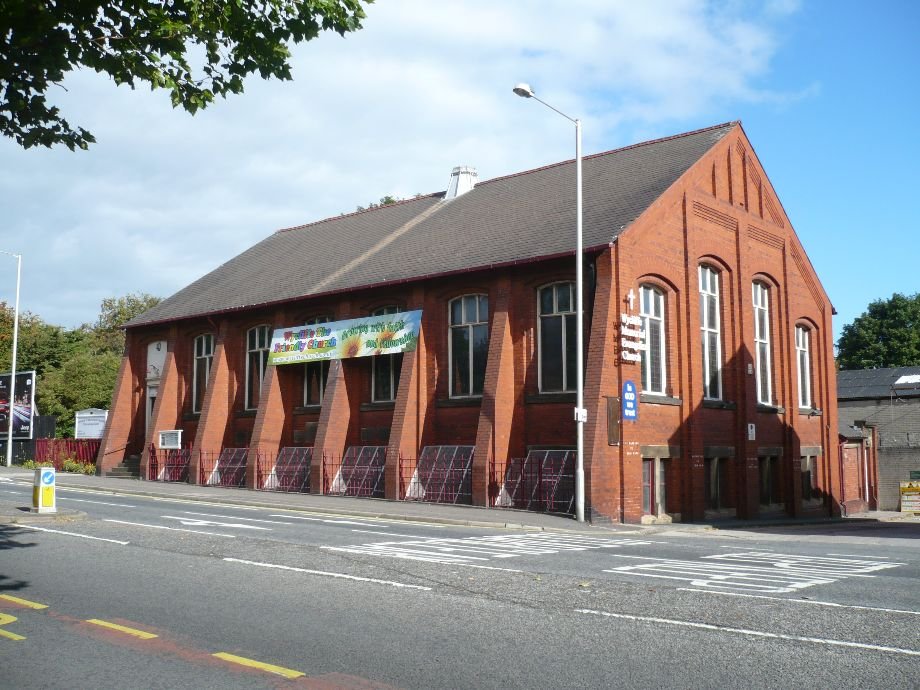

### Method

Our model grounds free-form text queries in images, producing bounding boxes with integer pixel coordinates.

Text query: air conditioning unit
[158,430,182,450]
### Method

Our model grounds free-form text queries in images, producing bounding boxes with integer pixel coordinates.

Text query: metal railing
[148,445,191,482]
[199,448,248,487]
[491,450,575,515]
[35,438,101,467]
[400,446,473,505]
[323,446,385,497]
[257,447,313,492]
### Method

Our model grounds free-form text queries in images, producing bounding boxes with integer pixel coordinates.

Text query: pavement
[1,464,916,531]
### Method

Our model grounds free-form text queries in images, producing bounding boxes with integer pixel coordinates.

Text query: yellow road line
[0,594,48,609]
[212,652,305,679]
[86,619,158,639]
[0,628,26,641]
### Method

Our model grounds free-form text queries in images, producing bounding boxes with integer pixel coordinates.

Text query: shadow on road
[711,519,920,540]
[0,524,37,592]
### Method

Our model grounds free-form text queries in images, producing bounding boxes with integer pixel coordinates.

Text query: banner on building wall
[268,310,422,366]
[0,370,36,440]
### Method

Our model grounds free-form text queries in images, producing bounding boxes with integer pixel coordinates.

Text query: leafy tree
[39,350,122,436]
[90,292,162,355]
[837,292,920,370]
[1,0,372,150]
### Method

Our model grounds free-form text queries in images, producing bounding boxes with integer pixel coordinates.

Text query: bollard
[31,467,56,514]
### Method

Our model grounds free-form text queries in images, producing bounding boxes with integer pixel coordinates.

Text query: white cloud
[0,0,804,328]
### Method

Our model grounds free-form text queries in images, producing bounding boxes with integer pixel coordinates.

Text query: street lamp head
[512,83,534,98]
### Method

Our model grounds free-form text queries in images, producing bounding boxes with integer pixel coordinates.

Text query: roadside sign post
[32,467,56,514]
[900,481,920,516]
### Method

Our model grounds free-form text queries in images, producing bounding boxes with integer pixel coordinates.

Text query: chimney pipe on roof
[445,166,477,200]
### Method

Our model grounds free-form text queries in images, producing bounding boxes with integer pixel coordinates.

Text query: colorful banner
[0,370,36,440]
[268,310,422,366]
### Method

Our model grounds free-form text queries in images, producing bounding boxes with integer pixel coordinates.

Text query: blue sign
[623,380,638,421]
[41,470,55,485]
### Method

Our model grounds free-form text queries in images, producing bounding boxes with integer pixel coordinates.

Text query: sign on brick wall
[268,310,422,366]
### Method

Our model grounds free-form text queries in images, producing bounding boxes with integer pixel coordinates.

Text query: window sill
[640,393,681,406]
[436,397,482,408]
[703,399,736,410]
[182,412,200,422]
[236,409,257,418]
[799,407,822,417]
[293,405,321,414]
[525,392,576,404]
[360,401,395,412]
[757,404,785,414]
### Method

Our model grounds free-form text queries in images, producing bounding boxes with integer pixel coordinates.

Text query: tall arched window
[752,281,772,405]
[449,294,489,397]
[538,282,575,392]
[372,305,401,402]
[192,333,214,413]
[304,316,331,406]
[639,285,666,395]
[245,325,271,410]
[795,324,812,409]
[699,265,722,400]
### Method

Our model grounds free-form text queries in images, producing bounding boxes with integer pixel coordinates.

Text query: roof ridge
[476,120,740,188]
[275,192,444,235]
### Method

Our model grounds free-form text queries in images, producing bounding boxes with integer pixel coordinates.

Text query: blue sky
[0,1,916,344]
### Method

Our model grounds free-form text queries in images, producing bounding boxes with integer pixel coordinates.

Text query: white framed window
[372,305,401,402]
[449,294,489,397]
[752,281,772,405]
[795,325,812,409]
[245,325,271,410]
[538,282,576,392]
[699,265,722,400]
[192,333,214,414]
[303,316,331,406]
[639,285,666,395]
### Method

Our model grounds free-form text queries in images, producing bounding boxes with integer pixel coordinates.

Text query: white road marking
[677,588,920,616]
[223,557,432,590]
[325,534,650,566]
[268,514,376,526]
[576,608,920,657]
[826,553,892,559]
[605,552,905,594]
[180,511,294,525]
[18,525,129,545]
[160,515,270,530]
[58,497,137,508]
[351,530,429,538]
[104,519,236,538]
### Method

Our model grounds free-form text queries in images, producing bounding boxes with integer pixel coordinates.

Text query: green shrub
[61,459,96,475]
[22,460,54,469]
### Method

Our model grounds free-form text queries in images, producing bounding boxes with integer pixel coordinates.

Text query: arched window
[639,285,666,395]
[245,325,271,410]
[304,316,332,406]
[449,294,489,397]
[752,281,772,405]
[795,325,812,409]
[699,265,722,400]
[538,282,576,392]
[372,305,401,402]
[192,333,214,413]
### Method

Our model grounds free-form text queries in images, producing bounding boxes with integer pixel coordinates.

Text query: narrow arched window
[372,305,401,402]
[538,282,575,392]
[304,316,332,406]
[752,281,772,405]
[192,333,214,413]
[699,265,722,400]
[639,285,666,395]
[795,325,812,409]
[245,325,271,410]
[449,295,489,397]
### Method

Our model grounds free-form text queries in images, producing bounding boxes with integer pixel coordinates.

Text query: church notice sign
[900,481,920,515]
[268,310,422,366]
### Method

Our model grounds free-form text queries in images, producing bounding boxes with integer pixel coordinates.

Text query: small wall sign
[623,380,638,421]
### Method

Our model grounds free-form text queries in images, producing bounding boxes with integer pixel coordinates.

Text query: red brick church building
[97,121,843,523]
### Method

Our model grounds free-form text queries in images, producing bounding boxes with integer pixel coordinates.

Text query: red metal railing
[323,447,385,497]
[35,438,101,467]
[147,444,190,482]
[400,446,473,505]
[256,447,312,492]
[490,450,575,515]
[199,449,248,488]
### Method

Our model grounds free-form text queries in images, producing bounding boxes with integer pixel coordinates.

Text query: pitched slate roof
[127,121,738,327]
[837,366,920,400]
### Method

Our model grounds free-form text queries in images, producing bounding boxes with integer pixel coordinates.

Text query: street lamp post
[513,83,586,523]
[0,251,21,468]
